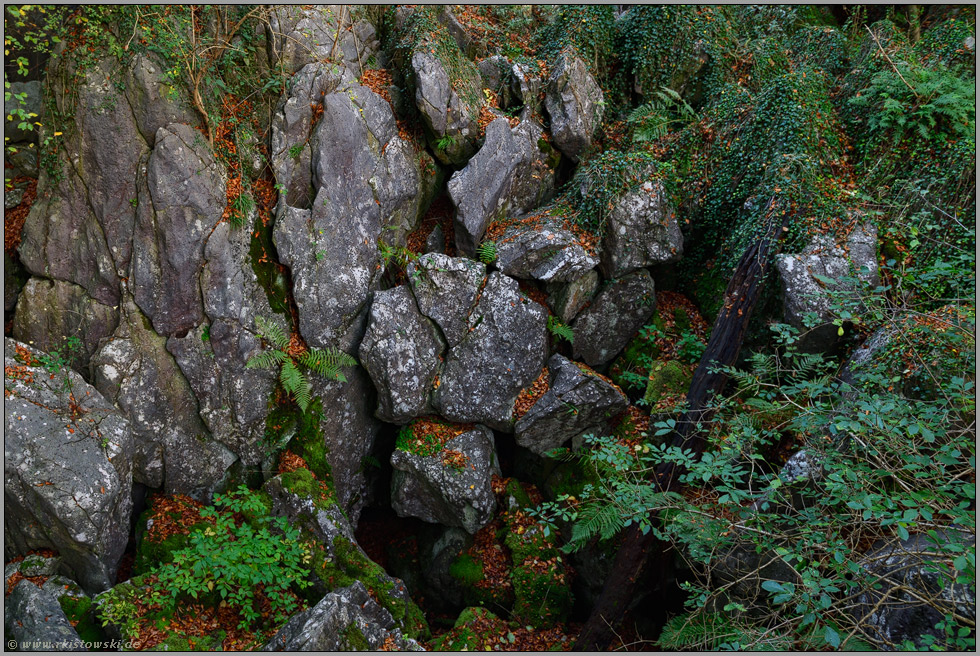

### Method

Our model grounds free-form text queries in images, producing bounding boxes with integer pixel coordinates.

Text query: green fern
[628,86,697,142]
[547,315,574,343]
[476,240,497,264]
[246,316,356,413]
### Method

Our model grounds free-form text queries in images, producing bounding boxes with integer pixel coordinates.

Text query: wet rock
[263,582,422,651]
[434,273,548,430]
[544,52,604,162]
[600,179,683,278]
[776,222,880,353]
[572,270,657,368]
[546,270,599,323]
[4,338,132,593]
[408,253,486,349]
[359,286,445,424]
[4,581,86,651]
[12,277,118,374]
[515,354,629,456]
[391,425,499,534]
[132,123,225,338]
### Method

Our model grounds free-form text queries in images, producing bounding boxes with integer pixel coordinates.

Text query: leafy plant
[35,336,83,399]
[246,316,356,413]
[476,240,497,264]
[627,87,697,143]
[435,133,459,151]
[547,315,574,343]
[153,486,312,629]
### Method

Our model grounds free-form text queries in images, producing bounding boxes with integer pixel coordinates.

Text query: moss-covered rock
[644,360,692,407]
[430,606,506,651]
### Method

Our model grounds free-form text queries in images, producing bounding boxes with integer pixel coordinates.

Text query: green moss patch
[644,360,692,407]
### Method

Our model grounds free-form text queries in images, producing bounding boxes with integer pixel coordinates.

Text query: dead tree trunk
[573,209,787,651]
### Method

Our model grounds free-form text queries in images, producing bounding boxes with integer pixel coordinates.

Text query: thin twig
[865,25,918,97]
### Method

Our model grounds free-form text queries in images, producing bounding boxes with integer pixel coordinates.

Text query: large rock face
[275,84,422,351]
[434,273,549,430]
[600,179,683,278]
[515,355,629,456]
[267,5,380,76]
[132,123,225,338]
[4,581,86,651]
[775,222,879,352]
[91,295,238,497]
[391,426,499,533]
[572,270,657,368]
[124,52,200,145]
[360,286,445,424]
[263,582,421,651]
[544,53,604,162]
[408,253,487,349]
[4,338,132,593]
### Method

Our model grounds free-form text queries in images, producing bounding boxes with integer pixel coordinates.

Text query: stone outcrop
[544,52,604,162]
[4,338,132,593]
[495,215,597,284]
[408,253,487,349]
[572,270,657,368]
[515,355,629,456]
[600,179,683,278]
[4,581,86,651]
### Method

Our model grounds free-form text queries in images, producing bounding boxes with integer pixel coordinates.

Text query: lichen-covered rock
[515,354,629,456]
[267,5,379,75]
[508,119,557,215]
[495,215,597,283]
[547,270,599,323]
[408,253,487,348]
[12,277,118,373]
[91,295,237,497]
[359,286,445,424]
[852,531,975,650]
[572,270,657,368]
[544,52,604,162]
[391,425,499,533]
[132,123,225,338]
[412,49,481,165]
[263,582,422,651]
[449,118,522,256]
[4,338,132,593]
[600,179,683,278]
[275,84,423,351]
[775,222,879,352]
[4,581,86,651]
[434,273,548,430]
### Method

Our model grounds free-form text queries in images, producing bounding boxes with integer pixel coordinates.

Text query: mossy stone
[644,360,691,407]
[511,563,573,629]
[449,553,484,585]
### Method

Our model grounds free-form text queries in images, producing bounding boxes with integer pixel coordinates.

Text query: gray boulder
[775,223,879,353]
[359,286,445,424]
[12,277,118,373]
[852,531,975,650]
[511,61,544,111]
[434,272,548,430]
[515,354,629,456]
[411,50,481,165]
[572,270,657,368]
[495,215,597,283]
[600,179,683,278]
[132,123,225,338]
[4,338,132,593]
[449,118,522,256]
[547,270,599,323]
[267,5,379,76]
[478,55,512,107]
[263,582,421,651]
[408,253,487,349]
[544,52,604,162]
[508,119,557,215]
[4,581,86,651]
[391,426,499,534]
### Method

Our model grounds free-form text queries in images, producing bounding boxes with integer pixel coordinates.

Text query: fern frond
[547,316,574,343]
[255,315,289,351]
[299,347,356,381]
[245,349,288,370]
[569,501,622,546]
[280,359,312,412]
[476,241,497,264]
